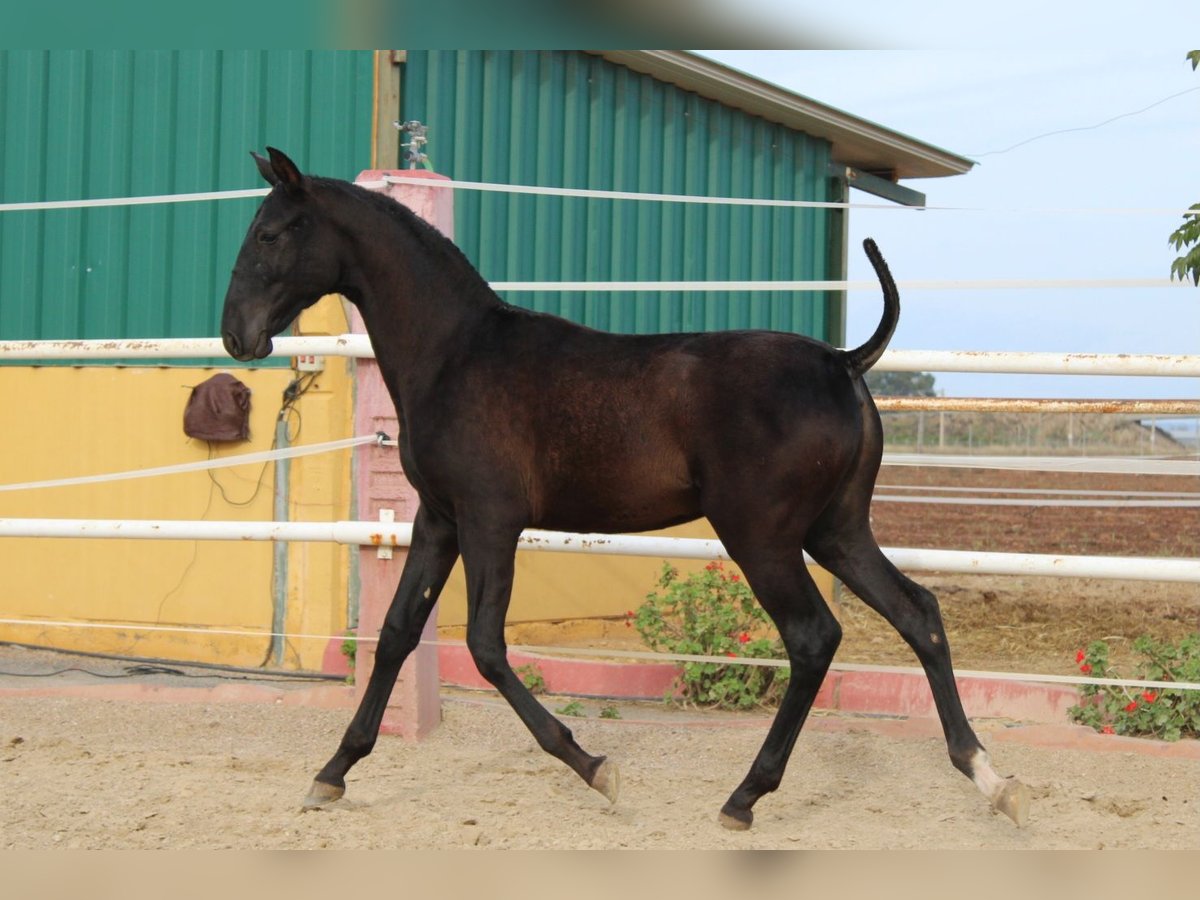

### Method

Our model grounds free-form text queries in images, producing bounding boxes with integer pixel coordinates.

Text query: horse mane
[313,176,496,296]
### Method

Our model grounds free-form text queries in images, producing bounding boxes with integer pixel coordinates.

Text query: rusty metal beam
[874,397,1200,415]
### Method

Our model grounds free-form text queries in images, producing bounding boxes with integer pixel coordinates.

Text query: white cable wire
[382,175,1200,217]
[0,434,383,494]
[0,187,270,212]
[3,176,1197,217]
[488,277,1187,292]
[386,174,884,209]
[873,483,1200,506]
[872,494,1200,508]
[881,453,1200,476]
[0,617,1195,694]
[877,484,1200,499]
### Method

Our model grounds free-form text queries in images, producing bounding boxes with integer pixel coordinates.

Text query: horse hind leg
[714,557,843,831]
[806,522,1030,826]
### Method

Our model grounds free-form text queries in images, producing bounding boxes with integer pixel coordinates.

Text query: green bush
[631,561,789,710]
[340,633,357,686]
[1068,634,1200,741]
[515,663,546,695]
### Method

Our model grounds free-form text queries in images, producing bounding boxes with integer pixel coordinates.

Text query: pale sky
[700,44,1200,403]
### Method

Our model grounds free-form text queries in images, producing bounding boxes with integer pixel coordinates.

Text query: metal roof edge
[594,50,975,182]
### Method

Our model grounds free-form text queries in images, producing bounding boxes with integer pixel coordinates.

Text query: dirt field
[3,690,1198,849]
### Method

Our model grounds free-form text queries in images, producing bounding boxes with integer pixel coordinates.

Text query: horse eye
[258,232,278,245]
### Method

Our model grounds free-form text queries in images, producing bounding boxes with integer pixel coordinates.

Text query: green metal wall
[0,50,374,354]
[2,50,845,353]
[401,50,844,342]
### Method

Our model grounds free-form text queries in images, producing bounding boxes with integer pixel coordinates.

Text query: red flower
[1142,691,1157,704]
[1075,649,1086,664]
[738,632,750,644]
[1101,725,1115,735]
[1079,663,1092,675]
[1124,701,1138,713]
[724,651,737,658]
[730,574,741,582]
[705,561,724,572]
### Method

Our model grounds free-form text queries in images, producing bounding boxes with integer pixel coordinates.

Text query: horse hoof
[590,758,620,804]
[301,779,345,811]
[718,807,753,831]
[993,778,1030,827]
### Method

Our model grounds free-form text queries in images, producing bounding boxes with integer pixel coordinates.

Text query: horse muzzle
[222,329,273,362]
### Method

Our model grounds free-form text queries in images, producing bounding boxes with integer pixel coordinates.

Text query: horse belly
[533,464,700,534]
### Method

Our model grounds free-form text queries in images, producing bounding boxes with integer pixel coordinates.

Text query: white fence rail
[1,518,1197,584]
[3,335,1199,378]
[1,337,1197,584]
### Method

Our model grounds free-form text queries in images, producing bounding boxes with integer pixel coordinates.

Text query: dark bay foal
[221,148,1029,830]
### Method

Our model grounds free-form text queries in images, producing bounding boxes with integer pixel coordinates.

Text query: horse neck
[327,184,498,391]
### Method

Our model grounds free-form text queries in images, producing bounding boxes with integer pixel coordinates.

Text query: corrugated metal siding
[0,50,374,357]
[401,50,842,341]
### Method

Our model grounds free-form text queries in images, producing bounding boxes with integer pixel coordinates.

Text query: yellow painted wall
[0,297,355,670]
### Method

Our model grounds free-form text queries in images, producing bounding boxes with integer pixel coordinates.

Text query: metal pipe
[2,336,1197,378]
[0,518,1196,583]
[269,418,291,666]
[0,334,374,360]
[881,453,1199,475]
[876,349,1200,377]
[875,397,1200,414]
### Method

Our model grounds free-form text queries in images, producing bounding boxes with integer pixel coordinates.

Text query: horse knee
[782,611,842,676]
[824,615,843,655]
[374,620,422,669]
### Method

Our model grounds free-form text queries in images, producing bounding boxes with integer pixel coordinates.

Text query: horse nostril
[223,332,242,358]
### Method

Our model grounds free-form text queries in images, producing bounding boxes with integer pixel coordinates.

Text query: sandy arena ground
[2,684,1197,849]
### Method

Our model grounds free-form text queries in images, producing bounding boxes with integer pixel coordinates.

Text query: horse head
[221,148,343,361]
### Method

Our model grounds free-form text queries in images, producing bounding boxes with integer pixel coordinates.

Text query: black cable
[969,85,1200,159]
[0,641,344,683]
[0,667,141,679]
[203,371,318,507]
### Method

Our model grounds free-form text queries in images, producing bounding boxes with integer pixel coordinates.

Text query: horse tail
[842,238,899,378]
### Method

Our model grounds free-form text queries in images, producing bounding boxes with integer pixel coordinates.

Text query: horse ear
[251,151,278,186]
[265,147,304,192]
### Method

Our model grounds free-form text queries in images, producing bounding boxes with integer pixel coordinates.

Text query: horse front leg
[303,505,459,808]
[459,523,618,805]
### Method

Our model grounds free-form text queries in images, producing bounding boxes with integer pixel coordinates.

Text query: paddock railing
[2,335,1199,377]
[2,337,1197,570]
[2,172,1197,700]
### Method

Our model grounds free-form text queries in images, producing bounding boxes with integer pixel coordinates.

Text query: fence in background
[2,171,1197,702]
